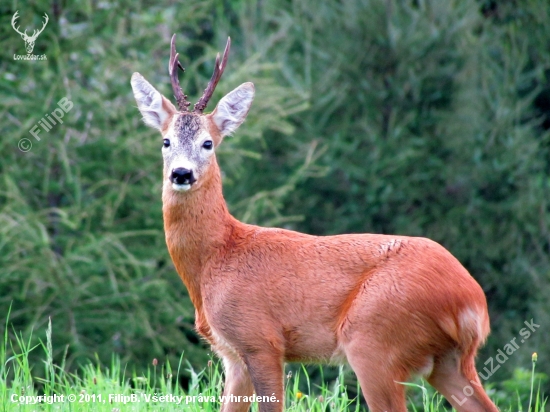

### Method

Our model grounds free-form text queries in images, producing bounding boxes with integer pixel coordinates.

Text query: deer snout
[170,167,196,187]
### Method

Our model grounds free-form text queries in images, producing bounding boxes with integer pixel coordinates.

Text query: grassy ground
[0,317,547,411]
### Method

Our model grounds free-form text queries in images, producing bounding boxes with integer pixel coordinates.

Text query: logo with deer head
[11,11,49,54]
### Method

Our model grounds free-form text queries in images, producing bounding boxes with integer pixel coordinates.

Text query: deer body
[132,35,499,412]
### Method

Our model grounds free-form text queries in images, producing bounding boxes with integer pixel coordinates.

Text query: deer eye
[163,139,170,148]
[202,140,213,150]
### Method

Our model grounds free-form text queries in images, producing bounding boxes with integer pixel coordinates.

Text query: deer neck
[162,157,235,309]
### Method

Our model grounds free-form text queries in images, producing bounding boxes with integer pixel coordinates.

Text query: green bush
[1,0,548,394]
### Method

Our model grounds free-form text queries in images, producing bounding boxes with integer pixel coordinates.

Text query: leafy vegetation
[1,0,549,406]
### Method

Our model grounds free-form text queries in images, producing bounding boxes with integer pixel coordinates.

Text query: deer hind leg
[220,355,254,412]
[344,339,409,412]
[427,349,499,412]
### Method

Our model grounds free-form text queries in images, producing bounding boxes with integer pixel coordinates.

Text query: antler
[194,37,231,113]
[29,13,49,41]
[169,34,191,112]
[11,11,26,38]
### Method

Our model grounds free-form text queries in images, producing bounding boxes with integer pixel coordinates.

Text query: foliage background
[0,0,549,400]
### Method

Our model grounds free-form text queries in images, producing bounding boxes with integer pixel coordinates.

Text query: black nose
[170,168,196,185]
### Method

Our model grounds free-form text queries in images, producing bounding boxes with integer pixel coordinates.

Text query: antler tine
[169,34,190,112]
[194,37,231,113]
[39,13,49,32]
[11,11,26,37]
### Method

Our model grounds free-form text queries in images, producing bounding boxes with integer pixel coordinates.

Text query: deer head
[131,35,254,193]
[12,11,49,54]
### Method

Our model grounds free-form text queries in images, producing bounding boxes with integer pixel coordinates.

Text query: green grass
[0,316,547,411]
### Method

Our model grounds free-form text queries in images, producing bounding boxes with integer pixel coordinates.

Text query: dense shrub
[1,0,548,393]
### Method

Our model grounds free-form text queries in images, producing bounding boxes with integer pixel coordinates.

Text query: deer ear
[210,82,254,137]
[131,72,176,131]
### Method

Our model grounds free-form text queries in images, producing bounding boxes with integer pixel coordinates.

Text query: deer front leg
[220,356,254,412]
[244,352,284,412]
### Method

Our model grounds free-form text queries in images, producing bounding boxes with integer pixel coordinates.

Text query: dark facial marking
[174,113,202,144]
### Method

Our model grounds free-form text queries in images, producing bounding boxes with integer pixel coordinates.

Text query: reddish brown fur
[160,96,177,134]
[157,113,498,411]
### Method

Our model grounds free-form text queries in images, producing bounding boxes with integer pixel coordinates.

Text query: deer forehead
[172,113,202,140]
[166,113,212,145]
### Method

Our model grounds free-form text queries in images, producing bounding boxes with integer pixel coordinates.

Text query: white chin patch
[172,183,191,192]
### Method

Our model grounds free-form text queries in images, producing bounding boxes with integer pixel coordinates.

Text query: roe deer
[131,35,499,412]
